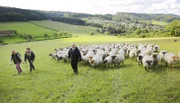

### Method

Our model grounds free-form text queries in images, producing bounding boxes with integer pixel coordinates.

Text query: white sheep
[103,56,113,68]
[129,49,137,58]
[49,53,57,60]
[164,52,179,71]
[112,54,125,67]
[137,52,146,66]
[142,55,154,72]
[178,52,180,58]
[88,55,103,68]
[151,53,160,68]
[153,45,160,52]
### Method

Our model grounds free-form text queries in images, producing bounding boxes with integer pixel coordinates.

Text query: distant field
[30,21,101,35]
[151,20,168,26]
[0,22,56,36]
[0,37,180,103]
[139,20,168,26]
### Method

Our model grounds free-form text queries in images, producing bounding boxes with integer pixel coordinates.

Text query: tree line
[51,17,85,25]
[0,6,47,21]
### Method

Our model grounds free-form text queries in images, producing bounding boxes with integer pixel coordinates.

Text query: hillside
[1,37,180,102]
[0,6,47,21]
[1,6,180,23]
[0,21,102,43]
[0,22,56,36]
[112,12,180,22]
[29,21,100,35]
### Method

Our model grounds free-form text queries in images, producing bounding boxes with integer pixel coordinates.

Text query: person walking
[24,48,35,72]
[10,50,23,75]
[68,43,81,75]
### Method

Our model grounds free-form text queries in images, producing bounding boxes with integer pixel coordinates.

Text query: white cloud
[0,0,180,15]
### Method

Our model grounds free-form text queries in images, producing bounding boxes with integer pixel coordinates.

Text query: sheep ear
[111,56,116,60]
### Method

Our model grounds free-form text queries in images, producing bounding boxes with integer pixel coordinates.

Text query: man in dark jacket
[24,48,35,72]
[68,43,81,75]
[11,50,22,75]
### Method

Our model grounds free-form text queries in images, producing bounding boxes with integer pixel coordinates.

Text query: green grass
[151,20,168,26]
[0,37,180,103]
[30,21,101,35]
[139,20,168,26]
[0,35,26,43]
[0,22,57,36]
[0,21,102,43]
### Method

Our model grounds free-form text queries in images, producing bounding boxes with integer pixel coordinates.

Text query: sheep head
[111,56,117,60]
[145,60,153,67]
[171,56,179,62]
[138,55,143,60]
[152,53,158,59]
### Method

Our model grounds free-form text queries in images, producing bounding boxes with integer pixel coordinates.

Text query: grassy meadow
[0,22,57,36]
[0,36,180,103]
[0,21,101,43]
[29,21,101,35]
[139,20,168,26]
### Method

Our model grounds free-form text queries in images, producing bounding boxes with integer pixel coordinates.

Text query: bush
[44,33,48,39]
[19,34,23,38]
[27,34,33,40]
[23,34,28,39]
[139,34,146,38]
[117,34,121,38]
[105,32,110,35]
[53,33,58,38]
[97,29,100,32]
[0,39,4,43]
[89,32,95,36]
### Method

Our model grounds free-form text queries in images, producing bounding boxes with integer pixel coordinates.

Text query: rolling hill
[0,22,57,36]
[0,21,100,36]
[1,6,180,23]
[29,21,101,35]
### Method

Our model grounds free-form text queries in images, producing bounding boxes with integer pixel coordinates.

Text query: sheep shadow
[92,63,134,71]
[147,63,180,73]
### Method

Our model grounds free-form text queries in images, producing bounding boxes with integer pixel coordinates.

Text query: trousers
[71,61,78,74]
[30,60,35,72]
[16,63,22,74]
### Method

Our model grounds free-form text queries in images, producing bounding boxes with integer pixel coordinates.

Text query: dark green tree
[53,33,58,38]
[44,33,48,39]
[166,20,180,36]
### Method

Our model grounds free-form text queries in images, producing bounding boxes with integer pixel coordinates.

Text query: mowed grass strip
[30,21,101,35]
[0,37,180,103]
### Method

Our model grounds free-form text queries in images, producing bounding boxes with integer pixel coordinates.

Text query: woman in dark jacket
[68,43,81,75]
[11,50,22,75]
[24,48,35,72]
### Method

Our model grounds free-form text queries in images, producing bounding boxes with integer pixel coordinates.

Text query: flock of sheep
[49,43,180,72]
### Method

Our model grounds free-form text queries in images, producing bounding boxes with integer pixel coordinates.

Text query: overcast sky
[0,0,180,15]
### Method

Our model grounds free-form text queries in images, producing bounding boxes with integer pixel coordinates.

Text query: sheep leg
[147,67,149,72]
[170,64,172,71]
[117,63,120,69]
[165,62,168,67]
[103,64,106,69]
[144,67,147,71]
[138,62,140,66]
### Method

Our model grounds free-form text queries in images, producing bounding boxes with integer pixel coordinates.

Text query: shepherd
[68,43,81,75]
